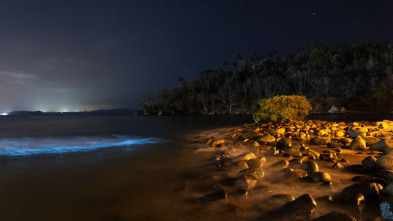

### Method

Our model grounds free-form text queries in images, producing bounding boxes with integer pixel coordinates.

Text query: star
[312,12,316,16]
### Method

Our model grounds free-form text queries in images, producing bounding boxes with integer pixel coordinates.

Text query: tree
[253,95,312,122]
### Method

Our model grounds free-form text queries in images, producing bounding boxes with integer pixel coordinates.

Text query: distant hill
[8,109,136,116]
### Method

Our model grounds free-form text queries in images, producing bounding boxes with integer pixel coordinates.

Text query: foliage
[252,95,312,122]
[141,41,393,115]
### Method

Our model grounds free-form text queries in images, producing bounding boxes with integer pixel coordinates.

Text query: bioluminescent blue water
[0,135,161,156]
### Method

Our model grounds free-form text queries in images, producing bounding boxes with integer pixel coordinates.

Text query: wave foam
[0,135,161,156]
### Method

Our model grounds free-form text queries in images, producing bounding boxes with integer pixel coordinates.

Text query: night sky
[0,0,392,112]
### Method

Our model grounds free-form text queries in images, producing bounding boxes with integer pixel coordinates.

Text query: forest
[141,41,393,115]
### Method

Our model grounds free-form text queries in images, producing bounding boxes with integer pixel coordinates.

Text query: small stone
[268,194,295,207]
[270,160,289,169]
[349,135,367,150]
[312,172,332,182]
[301,161,319,174]
[332,162,344,169]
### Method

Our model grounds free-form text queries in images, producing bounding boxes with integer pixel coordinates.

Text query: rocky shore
[183,119,393,220]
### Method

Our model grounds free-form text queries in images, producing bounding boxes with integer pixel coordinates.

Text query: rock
[277,138,292,150]
[385,183,393,196]
[284,147,302,158]
[280,194,317,219]
[229,161,249,173]
[237,168,264,179]
[301,161,319,174]
[266,147,279,156]
[210,139,225,147]
[287,169,308,182]
[327,142,342,149]
[258,134,276,143]
[310,136,330,145]
[376,155,393,170]
[233,152,256,162]
[247,157,266,169]
[371,139,393,152]
[349,136,367,150]
[332,162,344,169]
[328,105,340,114]
[241,131,263,140]
[352,176,388,187]
[320,151,337,162]
[349,122,359,127]
[312,172,332,182]
[342,183,380,200]
[364,136,380,147]
[271,128,286,135]
[349,128,367,138]
[270,160,289,169]
[321,181,334,189]
[307,149,321,159]
[314,211,356,221]
[268,194,295,207]
[234,175,257,190]
[377,121,389,129]
[201,190,227,203]
[335,131,345,137]
[362,156,377,170]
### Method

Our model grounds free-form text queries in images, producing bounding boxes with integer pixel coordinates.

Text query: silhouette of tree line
[141,41,393,115]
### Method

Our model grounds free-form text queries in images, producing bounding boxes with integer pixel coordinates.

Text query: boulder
[314,211,356,221]
[363,136,380,147]
[280,194,317,219]
[270,160,289,169]
[307,149,320,159]
[277,138,292,150]
[234,175,257,190]
[271,128,285,135]
[328,105,340,113]
[201,190,227,203]
[349,136,367,150]
[377,121,389,129]
[376,155,393,170]
[210,139,225,147]
[310,136,331,145]
[284,147,302,158]
[341,183,380,200]
[268,194,295,207]
[247,157,266,169]
[258,134,276,143]
[371,139,393,152]
[312,172,332,182]
[301,161,319,174]
[233,152,256,162]
[237,168,264,179]
[361,156,377,170]
[335,131,345,137]
[266,147,279,156]
[241,131,263,140]
[349,128,367,138]
[229,161,249,173]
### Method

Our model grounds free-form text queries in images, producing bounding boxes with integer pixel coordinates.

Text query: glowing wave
[0,135,161,156]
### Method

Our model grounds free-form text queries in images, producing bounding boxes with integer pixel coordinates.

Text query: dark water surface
[0,114,392,221]
[0,115,252,221]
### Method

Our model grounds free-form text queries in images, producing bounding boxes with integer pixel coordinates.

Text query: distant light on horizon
[1,113,8,116]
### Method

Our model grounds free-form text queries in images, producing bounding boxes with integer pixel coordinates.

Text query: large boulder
[280,194,317,220]
[349,127,367,138]
[363,136,380,147]
[342,183,380,200]
[370,139,393,152]
[362,156,377,170]
[349,136,367,150]
[314,211,356,221]
[376,155,393,170]
[277,138,292,150]
[301,161,319,174]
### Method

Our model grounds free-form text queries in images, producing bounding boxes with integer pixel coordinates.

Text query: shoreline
[181,119,393,220]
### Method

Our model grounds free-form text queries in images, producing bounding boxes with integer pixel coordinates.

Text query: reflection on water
[0,135,161,156]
